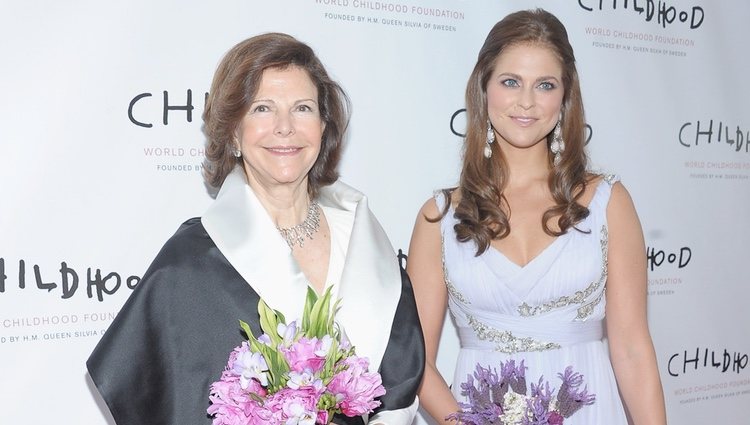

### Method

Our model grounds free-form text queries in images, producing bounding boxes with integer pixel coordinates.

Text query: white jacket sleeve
[367,397,419,425]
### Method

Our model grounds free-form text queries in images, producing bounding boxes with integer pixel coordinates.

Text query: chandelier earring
[550,120,565,166]
[484,120,495,159]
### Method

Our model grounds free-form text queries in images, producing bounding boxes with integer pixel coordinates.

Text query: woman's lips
[511,116,537,126]
[265,146,302,155]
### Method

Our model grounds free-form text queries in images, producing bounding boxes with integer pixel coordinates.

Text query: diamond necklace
[277,201,321,249]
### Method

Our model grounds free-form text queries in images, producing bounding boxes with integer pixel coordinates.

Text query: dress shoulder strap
[587,173,620,219]
[433,189,449,211]
[602,173,620,187]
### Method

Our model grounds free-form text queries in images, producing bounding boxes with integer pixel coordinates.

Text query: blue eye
[538,81,556,90]
[501,79,520,87]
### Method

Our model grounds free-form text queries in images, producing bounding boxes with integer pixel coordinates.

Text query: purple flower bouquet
[207,287,385,424]
[447,360,595,425]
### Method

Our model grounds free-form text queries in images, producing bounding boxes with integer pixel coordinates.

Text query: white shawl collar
[201,168,401,372]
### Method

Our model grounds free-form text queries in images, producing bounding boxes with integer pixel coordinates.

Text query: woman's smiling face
[486,43,565,150]
[236,66,325,192]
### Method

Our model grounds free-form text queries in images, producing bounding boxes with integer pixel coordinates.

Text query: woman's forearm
[418,363,460,425]
[611,342,667,424]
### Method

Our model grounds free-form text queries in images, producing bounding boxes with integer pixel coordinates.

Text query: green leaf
[239,320,255,341]
[321,337,339,384]
[246,339,289,392]
[258,299,283,347]
[327,298,342,335]
[275,309,286,325]
[304,286,337,338]
[302,287,318,331]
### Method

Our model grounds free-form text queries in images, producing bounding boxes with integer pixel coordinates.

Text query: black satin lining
[374,267,426,413]
[87,218,424,425]
[333,268,426,424]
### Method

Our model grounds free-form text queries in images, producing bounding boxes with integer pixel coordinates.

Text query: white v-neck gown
[437,176,628,424]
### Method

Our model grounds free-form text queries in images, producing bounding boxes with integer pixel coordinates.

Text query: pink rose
[282,337,326,373]
[327,356,385,417]
[207,342,270,425]
[266,387,320,424]
[208,378,263,425]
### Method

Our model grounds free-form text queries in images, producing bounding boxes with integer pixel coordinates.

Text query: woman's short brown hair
[202,33,350,197]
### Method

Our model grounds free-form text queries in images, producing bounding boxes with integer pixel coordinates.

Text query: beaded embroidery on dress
[438,175,628,424]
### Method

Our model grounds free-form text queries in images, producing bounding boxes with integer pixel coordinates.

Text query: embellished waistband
[457,315,604,354]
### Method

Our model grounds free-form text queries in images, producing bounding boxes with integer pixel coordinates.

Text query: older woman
[87,33,423,425]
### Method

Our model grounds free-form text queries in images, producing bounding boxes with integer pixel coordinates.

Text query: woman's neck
[244,174,311,228]
[500,142,551,188]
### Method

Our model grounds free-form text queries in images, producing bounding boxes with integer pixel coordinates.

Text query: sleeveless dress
[438,175,628,424]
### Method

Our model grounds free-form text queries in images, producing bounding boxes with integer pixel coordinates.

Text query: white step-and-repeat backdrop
[1,1,748,423]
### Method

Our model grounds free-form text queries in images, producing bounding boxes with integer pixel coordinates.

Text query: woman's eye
[538,81,556,90]
[296,104,313,112]
[252,104,270,113]
[501,79,519,88]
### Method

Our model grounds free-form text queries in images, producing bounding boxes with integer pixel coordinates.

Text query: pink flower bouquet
[208,287,385,424]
